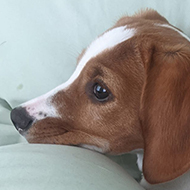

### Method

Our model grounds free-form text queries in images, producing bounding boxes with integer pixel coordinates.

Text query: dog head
[11,9,190,184]
[11,25,144,153]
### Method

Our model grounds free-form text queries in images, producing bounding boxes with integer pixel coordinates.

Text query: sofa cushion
[0,144,144,190]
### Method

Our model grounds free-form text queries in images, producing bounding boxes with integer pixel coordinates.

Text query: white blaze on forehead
[22,26,136,119]
[78,26,136,75]
[48,26,136,95]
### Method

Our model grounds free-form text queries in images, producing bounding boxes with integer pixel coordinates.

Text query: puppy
[11,9,190,190]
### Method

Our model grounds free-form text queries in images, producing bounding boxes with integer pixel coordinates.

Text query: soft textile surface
[0,0,189,189]
[0,144,144,190]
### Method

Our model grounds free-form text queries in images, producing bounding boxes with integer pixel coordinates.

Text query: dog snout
[11,107,34,132]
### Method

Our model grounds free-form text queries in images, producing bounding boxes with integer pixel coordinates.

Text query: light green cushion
[0,144,144,190]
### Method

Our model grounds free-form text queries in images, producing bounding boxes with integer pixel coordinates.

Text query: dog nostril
[10,107,34,131]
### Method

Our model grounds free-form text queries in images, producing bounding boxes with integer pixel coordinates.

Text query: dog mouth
[20,117,71,142]
[11,108,107,153]
[24,128,107,154]
[17,127,29,136]
[10,106,70,137]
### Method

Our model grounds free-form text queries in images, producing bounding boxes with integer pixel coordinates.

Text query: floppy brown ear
[134,9,169,23]
[116,9,169,27]
[140,43,190,184]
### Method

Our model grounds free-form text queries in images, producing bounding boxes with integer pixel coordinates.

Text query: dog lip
[18,127,25,135]
[17,127,27,136]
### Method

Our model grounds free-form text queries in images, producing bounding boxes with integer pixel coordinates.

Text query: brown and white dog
[10,9,190,190]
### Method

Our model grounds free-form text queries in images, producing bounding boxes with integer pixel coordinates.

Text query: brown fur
[141,42,190,183]
[26,40,145,154]
[18,10,190,184]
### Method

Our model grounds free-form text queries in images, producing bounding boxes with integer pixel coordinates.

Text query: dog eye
[93,83,109,100]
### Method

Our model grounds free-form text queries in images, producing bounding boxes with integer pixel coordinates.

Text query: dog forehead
[48,26,136,96]
[22,25,136,113]
[79,26,136,67]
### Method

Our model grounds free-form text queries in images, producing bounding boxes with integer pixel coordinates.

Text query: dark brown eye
[93,83,109,101]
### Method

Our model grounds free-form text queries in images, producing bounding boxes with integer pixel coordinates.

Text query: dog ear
[116,9,168,27]
[140,43,190,184]
[134,9,169,23]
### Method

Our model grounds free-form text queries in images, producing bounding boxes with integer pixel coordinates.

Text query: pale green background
[0,0,189,189]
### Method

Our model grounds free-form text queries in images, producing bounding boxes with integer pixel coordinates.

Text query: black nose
[10,107,34,131]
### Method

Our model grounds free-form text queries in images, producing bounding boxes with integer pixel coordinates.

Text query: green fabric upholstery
[0,144,144,190]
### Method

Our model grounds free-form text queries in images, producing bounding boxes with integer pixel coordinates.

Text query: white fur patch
[80,144,104,153]
[156,23,190,42]
[45,26,136,95]
[137,153,144,172]
[22,26,136,119]
[21,94,59,120]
